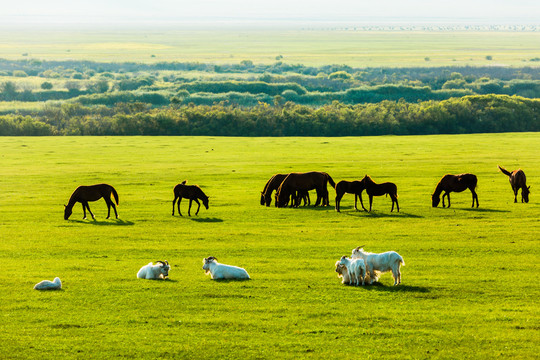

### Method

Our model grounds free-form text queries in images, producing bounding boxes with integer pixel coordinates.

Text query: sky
[1,0,539,25]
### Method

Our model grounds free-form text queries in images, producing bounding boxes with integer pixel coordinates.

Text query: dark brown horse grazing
[276,172,336,208]
[498,165,530,203]
[260,174,288,207]
[172,180,209,216]
[432,173,478,208]
[335,180,365,212]
[64,184,119,220]
[359,175,399,212]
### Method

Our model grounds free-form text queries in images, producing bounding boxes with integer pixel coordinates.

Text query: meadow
[0,134,539,359]
[1,27,540,67]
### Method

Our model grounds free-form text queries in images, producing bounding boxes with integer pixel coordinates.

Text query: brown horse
[64,184,119,220]
[498,165,530,203]
[276,172,335,208]
[260,174,288,207]
[432,174,478,208]
[360,175,399,212]
[172,180,209,216]
[335,180,365,212]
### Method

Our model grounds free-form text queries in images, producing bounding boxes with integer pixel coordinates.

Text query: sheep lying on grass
[338,256,366,286]
[352,247,404,285]
[202,257,250,280]
[34,277,62,290]
[137,261,170,280]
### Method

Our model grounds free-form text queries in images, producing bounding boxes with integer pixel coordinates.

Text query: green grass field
[1,28,540,66]
[0,134,539,359]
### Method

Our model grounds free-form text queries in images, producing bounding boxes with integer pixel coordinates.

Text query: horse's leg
[109,199,118,219]
[354,194,358,211]
[390,194,395,212]
[359,193,367,211]
[513,186,518,203]
[85,202,95,219]
[82,202,87,219]
[394,194,400,212]
[177,197,183,216]
[194,199,201,215]
[172,196,177,215]
[471,189,479,208]
[335,192,342,212]
[188,199,193,216]
[368,195,373,212]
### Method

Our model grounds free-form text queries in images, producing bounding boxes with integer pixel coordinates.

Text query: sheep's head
[335,261,346,275]
[352,246,366,257]
[202,257,217,274]
[156,260,170,278]
[339,255,348,266]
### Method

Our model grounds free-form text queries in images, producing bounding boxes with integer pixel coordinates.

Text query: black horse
[335,180,365,212]
[172,180,209,216]
[360,175,399,212]
[432,173,478,208]
[64,184,119,220]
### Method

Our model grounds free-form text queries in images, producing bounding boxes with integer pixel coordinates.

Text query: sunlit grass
[0,134,538,358]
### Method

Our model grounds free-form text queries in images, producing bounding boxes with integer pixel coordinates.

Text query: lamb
[335,261,351,285]
[338,256,366,286]
[137,261,170,280]
[202,257,250,280]
[351,247,404,285]
[34,277,62,290]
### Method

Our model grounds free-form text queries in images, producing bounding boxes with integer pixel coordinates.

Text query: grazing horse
[64,184,119,220]
[260,174,288,206]
[172,180,209,216]
[276,172,336,208]
[498,165,530,203]
[335,180,365,212]
[432,173,478,208]
[359,175,399,212]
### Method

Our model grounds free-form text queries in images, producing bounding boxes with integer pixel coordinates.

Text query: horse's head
[63,204,72,220]
[276,191,290,208]
[431,194,440,207]
[260,192,265,206]
[202,196,209,210]
[523,186,530,203]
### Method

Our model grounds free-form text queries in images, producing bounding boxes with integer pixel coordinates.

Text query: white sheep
[338,256,366,286]
[34,277,62,290]
[351,247,405,285]
[137,261,170,280]
[202,257,250,280]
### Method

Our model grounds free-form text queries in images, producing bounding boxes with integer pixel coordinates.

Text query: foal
[334,180,365,212]
[359,175,399,212]
[172,180,209,216]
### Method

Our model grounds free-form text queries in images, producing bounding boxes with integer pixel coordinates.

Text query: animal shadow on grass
[344,210,423,219]
[189,217,224,223]
[71,219,135,226]
[363,282,430,293]
[461,208,509,213]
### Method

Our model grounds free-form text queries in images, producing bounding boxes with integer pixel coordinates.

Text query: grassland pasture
[1,28,540,66]
[0,134,539,359]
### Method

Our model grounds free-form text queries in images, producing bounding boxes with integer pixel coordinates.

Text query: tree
[41,82,53,90]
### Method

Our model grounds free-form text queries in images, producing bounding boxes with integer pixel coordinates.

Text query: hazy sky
[2,0,539,25]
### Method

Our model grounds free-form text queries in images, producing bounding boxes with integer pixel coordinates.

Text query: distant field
[0,134,539,359]
[1,28,540,66]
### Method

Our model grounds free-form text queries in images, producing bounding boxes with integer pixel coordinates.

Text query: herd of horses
[63,165,530,220]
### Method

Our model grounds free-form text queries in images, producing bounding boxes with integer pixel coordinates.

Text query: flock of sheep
[34,247,403,290]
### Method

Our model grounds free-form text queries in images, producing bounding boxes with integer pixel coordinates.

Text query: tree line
[1,95,537,136]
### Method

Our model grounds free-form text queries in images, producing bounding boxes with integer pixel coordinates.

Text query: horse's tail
[326,173,336,189]
[111,186,119,205]
[498,165,512,177]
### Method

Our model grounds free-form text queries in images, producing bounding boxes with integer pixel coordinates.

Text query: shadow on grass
[190,217,224,223]
[70,219,135,226]
[343,210,423,218]
[460,208,510,213]
[362,282,430,293]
